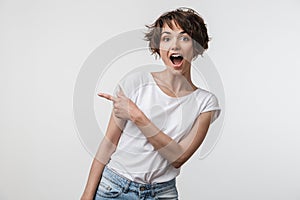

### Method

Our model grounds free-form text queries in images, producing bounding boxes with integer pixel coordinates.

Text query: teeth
[170,54,183,59]
[170,53,183,65]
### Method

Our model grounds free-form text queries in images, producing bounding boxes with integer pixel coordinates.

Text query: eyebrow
[161,31,187,35]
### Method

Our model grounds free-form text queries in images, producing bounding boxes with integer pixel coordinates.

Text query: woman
[81,7,221,200]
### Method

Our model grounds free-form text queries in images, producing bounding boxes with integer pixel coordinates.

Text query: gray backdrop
[1,0,300,199]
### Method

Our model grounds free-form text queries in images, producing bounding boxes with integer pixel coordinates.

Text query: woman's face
[159,21,194,74]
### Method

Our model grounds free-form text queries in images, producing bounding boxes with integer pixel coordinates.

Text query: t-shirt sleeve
[200,93,221,124]
[112,72,142,101]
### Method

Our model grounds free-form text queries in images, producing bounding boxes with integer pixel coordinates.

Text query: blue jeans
[94,166,178,200]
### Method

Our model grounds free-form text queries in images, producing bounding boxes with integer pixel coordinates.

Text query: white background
[1,0,300,199]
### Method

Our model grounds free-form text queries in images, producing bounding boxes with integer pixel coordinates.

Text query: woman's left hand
[98,89,141,121]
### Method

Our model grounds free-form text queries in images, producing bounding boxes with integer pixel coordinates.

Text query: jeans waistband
[102,166,176,193]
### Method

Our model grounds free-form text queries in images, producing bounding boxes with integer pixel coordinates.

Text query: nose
[170,37,180,51]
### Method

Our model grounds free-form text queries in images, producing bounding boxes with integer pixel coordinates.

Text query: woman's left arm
[134,108,214,168]
[98,90,216,168]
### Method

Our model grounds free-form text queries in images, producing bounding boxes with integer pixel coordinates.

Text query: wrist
[81,193,94,200]
[131,109,149,126]
[132,111,161,138]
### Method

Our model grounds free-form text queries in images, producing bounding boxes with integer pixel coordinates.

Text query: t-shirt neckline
[148,72,199,99]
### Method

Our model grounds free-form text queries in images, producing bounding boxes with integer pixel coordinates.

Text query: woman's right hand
[80,193,94,200]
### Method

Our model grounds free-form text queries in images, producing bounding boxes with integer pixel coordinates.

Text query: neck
[160,68,197,94]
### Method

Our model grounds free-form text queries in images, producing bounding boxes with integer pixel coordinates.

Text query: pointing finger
[98,93,116,102]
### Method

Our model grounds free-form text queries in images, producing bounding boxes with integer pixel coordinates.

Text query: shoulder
[115,71,150,97]
[194,88,217,101]
[193,88,220,112]
[119,71,149,85]
[195,88,221,123]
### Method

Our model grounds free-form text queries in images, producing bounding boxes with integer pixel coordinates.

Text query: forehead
[161,20,184,33]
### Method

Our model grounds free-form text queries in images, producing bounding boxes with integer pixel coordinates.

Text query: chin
[170,62,189,74]
[166,66,185,75]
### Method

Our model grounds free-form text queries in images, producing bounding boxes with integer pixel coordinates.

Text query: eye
[161,36,170,42]
[180,36,190,42]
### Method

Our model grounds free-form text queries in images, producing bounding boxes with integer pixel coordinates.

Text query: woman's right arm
[80,112,125,200]
[80,158,105,200]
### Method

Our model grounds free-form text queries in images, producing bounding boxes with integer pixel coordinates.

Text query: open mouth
[170,54,183,66]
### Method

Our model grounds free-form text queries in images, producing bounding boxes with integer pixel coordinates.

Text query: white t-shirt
[107,71,221,183]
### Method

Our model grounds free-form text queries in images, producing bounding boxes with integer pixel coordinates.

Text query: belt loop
[151,183,156,197]
[123,180,130,193]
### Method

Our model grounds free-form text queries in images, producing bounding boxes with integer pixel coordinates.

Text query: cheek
[183,42,193,50]
[159,49,168,58]
[159,50,170,65]
[159,42,170,52]
[183,44,194,59]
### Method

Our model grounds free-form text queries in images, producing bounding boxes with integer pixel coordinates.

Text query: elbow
[172,163,182,169]
[171,151,189,168]
[171,159,184,169]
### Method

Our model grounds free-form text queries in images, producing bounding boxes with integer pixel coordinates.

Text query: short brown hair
[145,7,210,58]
